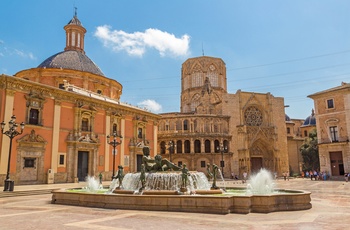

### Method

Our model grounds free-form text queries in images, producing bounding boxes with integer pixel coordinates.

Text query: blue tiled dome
[285,114,291,121]
[38,50,105,76]
[302,109,316,126]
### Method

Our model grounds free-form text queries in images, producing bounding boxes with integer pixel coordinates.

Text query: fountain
[51,147,312,214]
[114,171,212,193]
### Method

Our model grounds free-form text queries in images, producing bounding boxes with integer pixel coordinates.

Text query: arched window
[183,119,189,130]
[194,140,201,153]
[72,31,76,46]
[160,141,166,154]
[214,140,220,153]
[29,108,39,125]
[25,93,45,126]
[138,128,143,138]
[184,140,191,153]
[191,71,203,87]
[205,140,211,153]
[81,118,89,131]
[223,140,229,152]
[176,140,182,154]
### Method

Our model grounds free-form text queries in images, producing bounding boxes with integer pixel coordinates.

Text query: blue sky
[1,0,350,119]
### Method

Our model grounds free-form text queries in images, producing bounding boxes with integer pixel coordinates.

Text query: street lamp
[168,140,176,163]
[107,132,123,180]
[217,143,227,177]
[1,115,25,192]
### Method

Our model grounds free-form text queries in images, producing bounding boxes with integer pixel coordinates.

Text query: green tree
[300,129,319,171]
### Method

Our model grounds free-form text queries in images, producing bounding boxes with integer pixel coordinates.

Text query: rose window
[244,106,263,126]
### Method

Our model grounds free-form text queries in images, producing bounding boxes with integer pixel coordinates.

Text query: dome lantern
[63,8,86,53]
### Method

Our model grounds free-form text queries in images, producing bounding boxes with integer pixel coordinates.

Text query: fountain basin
[51,188,311,214]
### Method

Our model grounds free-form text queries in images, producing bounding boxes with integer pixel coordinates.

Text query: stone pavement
[0,178,349,230]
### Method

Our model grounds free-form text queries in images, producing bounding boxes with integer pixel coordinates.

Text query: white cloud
[94,25,190,57]
[0,40,36,60]
[14,49,36,60]
[137,99,162,113]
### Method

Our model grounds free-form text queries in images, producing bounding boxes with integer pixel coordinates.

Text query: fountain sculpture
[51,147,312,214]
[109,147,218,195]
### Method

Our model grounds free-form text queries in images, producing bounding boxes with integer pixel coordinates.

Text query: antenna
[202,43,205,56]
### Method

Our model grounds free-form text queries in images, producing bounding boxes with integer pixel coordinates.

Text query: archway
[249,139,273,173]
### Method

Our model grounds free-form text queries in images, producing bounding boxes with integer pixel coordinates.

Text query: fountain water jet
[82,176,103,193]
[246,168,275,195]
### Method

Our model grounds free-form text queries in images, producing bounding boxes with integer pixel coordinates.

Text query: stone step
[0,189,53,198]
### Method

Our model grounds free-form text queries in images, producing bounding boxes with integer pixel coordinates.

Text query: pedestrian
[345,173,348,182]
[310,170,313,180]
[313,170,318,181]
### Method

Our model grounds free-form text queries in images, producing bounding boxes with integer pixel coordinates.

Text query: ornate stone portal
[16,130,47,184]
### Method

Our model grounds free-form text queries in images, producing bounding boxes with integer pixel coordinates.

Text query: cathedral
[158,56,293,177]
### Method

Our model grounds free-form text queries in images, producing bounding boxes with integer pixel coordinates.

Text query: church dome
[302,109,316,126]
[37,13,104,76]
[38,50,105,76]
[285,114,291,121]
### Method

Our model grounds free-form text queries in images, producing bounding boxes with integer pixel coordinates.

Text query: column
[50,100,61,174]
[120,118,125,165]
[153,124,158,155]
[104,114,110,171]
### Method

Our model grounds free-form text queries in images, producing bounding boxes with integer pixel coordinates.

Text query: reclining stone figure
[142,146,181,172]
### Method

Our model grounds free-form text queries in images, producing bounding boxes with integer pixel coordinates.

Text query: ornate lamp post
[1,115,25,192]
[168,140,176,163]
[217,143,227,177]
[107,132,123,180]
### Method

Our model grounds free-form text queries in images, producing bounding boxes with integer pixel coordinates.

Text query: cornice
[0,75,160,121]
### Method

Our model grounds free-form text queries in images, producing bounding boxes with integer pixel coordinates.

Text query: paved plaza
[0,178,349,230]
